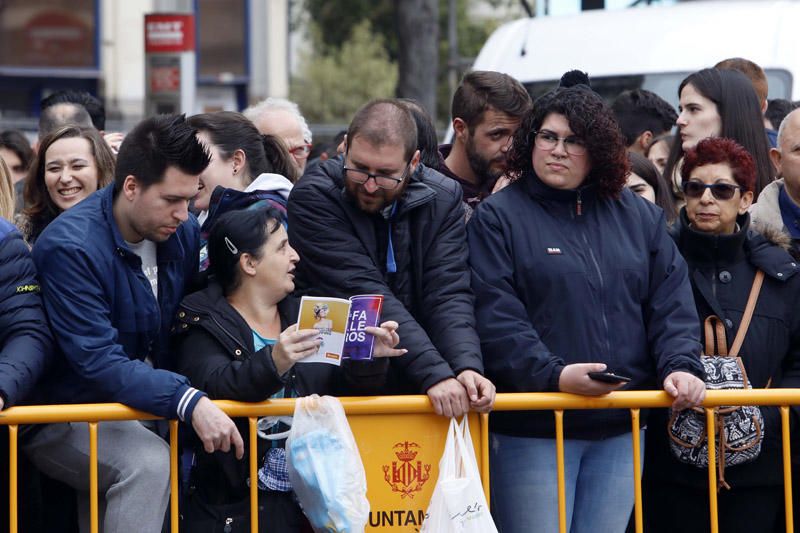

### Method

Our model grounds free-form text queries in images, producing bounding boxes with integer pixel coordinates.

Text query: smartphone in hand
[587,371,632,384]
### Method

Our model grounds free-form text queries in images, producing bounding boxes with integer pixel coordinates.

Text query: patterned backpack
[668,270,765,490]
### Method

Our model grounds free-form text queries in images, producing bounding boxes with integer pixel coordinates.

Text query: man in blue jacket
[24,115,243,532]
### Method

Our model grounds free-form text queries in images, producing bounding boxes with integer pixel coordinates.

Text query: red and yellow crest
[382,441,431,499]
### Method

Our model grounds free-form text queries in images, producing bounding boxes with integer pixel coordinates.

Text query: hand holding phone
[587,371,632,384]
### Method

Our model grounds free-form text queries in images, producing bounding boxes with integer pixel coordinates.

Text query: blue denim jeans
[490,430,644,533]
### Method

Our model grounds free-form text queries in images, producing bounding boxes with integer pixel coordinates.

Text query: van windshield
[524,70,792,108]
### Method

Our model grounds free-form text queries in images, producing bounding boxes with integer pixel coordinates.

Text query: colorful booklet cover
[343,294,384,360]
[296,294,384,366]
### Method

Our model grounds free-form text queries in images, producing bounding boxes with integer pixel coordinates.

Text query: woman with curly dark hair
[467,77,705,533]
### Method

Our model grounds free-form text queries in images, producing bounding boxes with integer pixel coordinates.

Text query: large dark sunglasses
[682,180,742,200]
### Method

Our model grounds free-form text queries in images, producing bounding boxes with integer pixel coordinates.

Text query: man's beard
[465,137,505,183]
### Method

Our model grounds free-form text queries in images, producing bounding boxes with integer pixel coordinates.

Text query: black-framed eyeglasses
[682,180,742,200]
[343,158,412,190]
[531,130,587,156]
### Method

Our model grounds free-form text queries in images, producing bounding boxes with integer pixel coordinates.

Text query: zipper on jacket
[576,189,583,216]
[580,228,612,359]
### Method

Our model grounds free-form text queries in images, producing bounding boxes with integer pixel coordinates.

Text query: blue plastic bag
[287,395,369,532]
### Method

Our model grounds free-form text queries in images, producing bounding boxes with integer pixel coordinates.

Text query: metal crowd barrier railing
[0,390,796,533]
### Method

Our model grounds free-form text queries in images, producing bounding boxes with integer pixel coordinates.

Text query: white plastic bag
[421,417,498,533]
[286,395,369,533]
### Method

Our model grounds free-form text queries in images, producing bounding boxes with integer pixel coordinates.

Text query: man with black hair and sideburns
[24,114,243,532]
[289,99,496,419]
[611,89,678,155]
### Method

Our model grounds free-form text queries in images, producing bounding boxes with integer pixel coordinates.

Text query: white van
[470,0,800,107]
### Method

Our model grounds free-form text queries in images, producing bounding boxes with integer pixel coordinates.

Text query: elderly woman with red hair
[643,137,800,533]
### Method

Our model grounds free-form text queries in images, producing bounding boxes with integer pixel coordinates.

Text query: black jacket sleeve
[416,179,484,377]
[175,327,286,402]
[287,171,456,393]
[0,229,53,407]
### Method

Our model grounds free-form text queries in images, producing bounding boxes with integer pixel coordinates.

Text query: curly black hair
[507,86,629,198]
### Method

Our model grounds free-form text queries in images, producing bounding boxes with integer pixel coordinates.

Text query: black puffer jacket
[172,281,389,503]
[287,157,483,394]
[646,210,800,488]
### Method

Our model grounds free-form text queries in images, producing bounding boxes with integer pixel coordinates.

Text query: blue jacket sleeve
[33,240,203,420]
[467,204,565,392]
[0,229,53,407]
[643,211,704,382]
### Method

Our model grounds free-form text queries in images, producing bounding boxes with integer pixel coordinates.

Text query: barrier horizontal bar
[1,390,800,425]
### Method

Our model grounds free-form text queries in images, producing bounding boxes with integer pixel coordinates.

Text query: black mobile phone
[587,371,632,384]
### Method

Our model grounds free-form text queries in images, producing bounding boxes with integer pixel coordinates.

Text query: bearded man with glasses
[288,99,495,418]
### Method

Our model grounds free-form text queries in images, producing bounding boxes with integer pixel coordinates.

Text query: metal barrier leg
[89,422,99,533]
[782,406,794,533]
[480,413,490,506]
[8,424,17,533]
[249,417,258,533]
[169,420,179,533]
[554,410,567,533]
[630,409,643,533]
[705,409,718,533]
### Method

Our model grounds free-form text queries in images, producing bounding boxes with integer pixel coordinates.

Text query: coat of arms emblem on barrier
[382,441,431,498]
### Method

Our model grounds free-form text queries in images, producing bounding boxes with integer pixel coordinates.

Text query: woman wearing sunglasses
[643,137,800,533]
[468,75,705,533]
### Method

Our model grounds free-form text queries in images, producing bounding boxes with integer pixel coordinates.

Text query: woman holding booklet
[173,206,404,532]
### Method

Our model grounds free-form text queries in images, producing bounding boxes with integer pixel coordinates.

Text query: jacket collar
[749,178,786,234]
[676,208,748,266]
[99,185,185,264]
[677,207,798,281]
[522,171,598,215]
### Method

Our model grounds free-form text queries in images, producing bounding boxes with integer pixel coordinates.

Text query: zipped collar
[677,208,799,282]
[522,170,598,216]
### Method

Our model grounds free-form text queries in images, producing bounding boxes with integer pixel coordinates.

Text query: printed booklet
[296,294,384,366]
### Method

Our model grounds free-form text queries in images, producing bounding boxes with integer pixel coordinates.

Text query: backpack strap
[702,316,728,356]
[729,270,765,357]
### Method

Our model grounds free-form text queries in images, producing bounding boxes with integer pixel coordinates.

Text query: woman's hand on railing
[663,371,706,411]
[558,363,626,396]
[366,321,407,358]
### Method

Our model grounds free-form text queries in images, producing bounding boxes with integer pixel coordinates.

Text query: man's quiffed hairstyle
[451,71,532,130]
[507,86,629,199]
[346,99,418,161]
[113,114,210,196]
[612,89,678,146]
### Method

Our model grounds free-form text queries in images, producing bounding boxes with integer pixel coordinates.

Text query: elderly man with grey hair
[243,97,313,174]
[751,108,800,259]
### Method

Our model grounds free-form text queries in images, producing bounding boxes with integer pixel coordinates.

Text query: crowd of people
[1,57,800,532]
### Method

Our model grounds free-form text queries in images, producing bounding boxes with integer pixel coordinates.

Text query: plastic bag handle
[448,416,481,481]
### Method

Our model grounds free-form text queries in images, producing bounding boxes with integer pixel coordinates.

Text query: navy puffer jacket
[0,218,52,407]
[468,173,704,439]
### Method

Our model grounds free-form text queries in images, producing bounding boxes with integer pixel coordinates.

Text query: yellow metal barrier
[0,390,797,532]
